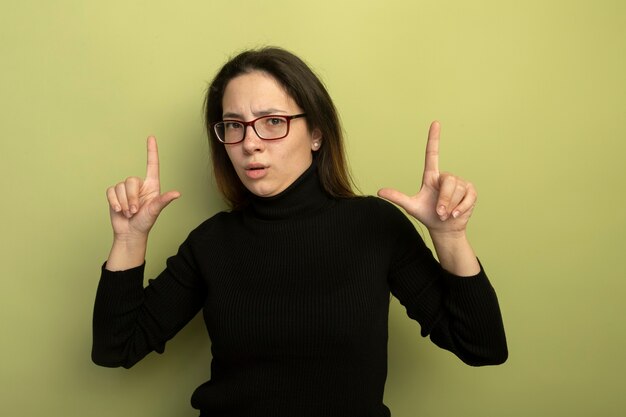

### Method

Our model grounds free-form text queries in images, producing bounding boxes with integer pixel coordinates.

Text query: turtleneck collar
[245,159,334,221]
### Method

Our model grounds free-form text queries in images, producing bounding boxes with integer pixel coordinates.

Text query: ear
[311,128,322,151]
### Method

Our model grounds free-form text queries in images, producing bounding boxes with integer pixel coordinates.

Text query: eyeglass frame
[212,113,307,144]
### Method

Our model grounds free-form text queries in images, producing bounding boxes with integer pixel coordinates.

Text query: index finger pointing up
[146,136,160,181]
[423,121,440,175]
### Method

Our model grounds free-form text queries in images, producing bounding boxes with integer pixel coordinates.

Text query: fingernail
[452,211,460,218]
[114,205,121,212]
[130,205,137,214]
[437,205,446,215]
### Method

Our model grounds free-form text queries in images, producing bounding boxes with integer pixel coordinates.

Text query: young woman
[93,47,507,417]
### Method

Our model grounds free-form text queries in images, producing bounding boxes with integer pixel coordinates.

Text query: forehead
[222,71,298,114]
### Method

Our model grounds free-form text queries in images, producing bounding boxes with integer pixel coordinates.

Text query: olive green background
[1,1,624,416]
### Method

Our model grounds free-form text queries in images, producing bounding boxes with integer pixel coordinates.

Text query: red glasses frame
[212,113,306,144]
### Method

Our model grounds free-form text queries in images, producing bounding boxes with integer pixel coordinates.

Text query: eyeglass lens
[215,116,289,143]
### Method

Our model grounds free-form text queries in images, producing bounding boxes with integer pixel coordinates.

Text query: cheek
[224,147,239,165]
[278,145,310,169]
[223,148,246,179]
[287,136,314,157]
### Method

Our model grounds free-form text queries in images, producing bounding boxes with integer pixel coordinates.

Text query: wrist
[106,234,148,271]
[112,231,149,246]
[429,231,480,277]
[428,228,468,245]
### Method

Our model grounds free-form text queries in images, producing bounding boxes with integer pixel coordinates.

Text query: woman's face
[221,71,321,198]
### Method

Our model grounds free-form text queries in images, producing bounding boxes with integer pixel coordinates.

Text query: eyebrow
[222,108,288,119]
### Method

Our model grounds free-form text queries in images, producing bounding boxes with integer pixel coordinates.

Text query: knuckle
[468,184,478,198]
[106,189,117,204]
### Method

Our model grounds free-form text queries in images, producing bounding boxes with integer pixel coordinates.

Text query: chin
[246,183,279,198]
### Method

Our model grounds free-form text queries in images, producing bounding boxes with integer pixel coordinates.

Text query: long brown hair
[204,47,356,210]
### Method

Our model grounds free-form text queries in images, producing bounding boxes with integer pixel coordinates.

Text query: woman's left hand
[378,121,477,237]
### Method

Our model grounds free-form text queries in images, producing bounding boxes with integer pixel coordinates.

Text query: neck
[246,160,332,220]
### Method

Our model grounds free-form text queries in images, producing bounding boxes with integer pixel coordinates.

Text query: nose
[241,124,264,153]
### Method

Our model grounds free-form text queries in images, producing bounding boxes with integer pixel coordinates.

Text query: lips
[244,163,268,179]
[246,162,265,170]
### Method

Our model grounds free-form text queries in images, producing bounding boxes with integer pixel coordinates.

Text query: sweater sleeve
[91,237,207,368]
[378,199,508,366]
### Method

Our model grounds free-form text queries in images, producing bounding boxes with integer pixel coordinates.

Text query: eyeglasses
[212,113,306,144]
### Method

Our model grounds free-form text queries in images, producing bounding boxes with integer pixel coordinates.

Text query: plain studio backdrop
[1,1,624,416]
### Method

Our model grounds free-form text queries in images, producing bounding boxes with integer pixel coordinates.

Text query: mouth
[245,163,267,171]
[244,163,268,179]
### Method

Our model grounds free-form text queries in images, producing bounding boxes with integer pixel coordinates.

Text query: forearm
[428,269,508,365]
[105,235,148,271]
[94,239,206,368]
[92,263,147,368]
[429,231,480,277]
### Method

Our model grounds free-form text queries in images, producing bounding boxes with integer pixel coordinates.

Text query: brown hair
[204,47,356,210]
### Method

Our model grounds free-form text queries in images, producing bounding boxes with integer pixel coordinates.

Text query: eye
[266,117,286,126]
[224,121,243,130]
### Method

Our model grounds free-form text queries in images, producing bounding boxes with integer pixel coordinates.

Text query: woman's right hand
[106,136,180,240]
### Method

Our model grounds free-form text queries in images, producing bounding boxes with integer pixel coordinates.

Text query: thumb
[150,190,181,217]
[377,188,412,211]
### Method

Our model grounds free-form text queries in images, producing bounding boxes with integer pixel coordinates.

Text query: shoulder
[185,210,241,243]
[330,196,420,243]
[339,196,429,264]
[339,195,411,223]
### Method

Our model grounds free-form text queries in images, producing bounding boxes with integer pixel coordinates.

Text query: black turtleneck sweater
[92,162,507,417]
